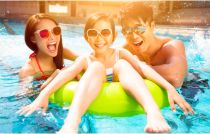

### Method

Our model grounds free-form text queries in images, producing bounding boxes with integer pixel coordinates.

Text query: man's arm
[153,40,187,88]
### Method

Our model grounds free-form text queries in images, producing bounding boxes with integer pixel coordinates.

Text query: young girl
[18,13,193,133]
[18,13,78,95]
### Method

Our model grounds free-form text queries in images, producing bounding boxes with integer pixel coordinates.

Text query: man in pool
[119,2,187,88]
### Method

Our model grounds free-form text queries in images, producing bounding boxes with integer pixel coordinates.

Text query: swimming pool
[0,20,210,133]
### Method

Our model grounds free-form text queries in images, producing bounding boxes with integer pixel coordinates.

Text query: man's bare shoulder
[160,38,185,56]
[159,36,184,48]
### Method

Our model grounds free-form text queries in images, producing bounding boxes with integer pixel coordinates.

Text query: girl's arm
[63,47,79,60]
[120,48,193,114]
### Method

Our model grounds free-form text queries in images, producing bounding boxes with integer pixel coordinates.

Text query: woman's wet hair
[25,13,63,69]
[119,2,153,26]
[84,13,116,41]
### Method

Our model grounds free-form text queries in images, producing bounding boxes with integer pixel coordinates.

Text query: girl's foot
[144,111,171,133]
[58,125,77,134]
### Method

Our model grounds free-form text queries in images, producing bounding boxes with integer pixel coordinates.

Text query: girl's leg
[113,60,170,133]
[59,61,106,133]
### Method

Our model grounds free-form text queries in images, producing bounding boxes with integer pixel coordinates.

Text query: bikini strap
[29,52,36,59]
[29,52,46,77]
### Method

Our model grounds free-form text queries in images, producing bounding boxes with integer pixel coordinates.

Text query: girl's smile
[87,20,113,53]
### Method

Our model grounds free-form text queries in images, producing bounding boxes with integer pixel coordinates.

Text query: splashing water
[186,29,210,71]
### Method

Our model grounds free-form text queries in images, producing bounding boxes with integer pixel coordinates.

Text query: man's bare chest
[149,52,166,65]
[136,51,166,65]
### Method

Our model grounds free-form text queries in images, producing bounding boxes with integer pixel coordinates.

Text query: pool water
[0,20,210,133]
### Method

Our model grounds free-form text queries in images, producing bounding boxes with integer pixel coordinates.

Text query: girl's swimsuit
[86,49,119,82]
[29,52,51,81]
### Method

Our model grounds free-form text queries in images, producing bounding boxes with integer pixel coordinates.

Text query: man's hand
[167,89,194,115]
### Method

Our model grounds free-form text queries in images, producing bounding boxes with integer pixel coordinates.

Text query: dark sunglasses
[35,26,61,39]
[87,28,112,38]
[122,26,146,35]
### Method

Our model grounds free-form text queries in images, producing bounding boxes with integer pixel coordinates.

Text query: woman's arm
[40,69,61,90]
[17,56,87,116]
[63,47,79,61]
[17,60,36,97]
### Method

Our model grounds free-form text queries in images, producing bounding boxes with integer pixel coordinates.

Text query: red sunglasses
[34,26,61,38]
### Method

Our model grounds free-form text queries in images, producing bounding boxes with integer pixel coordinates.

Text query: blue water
[0,19,8,35]
[0,20,210,133]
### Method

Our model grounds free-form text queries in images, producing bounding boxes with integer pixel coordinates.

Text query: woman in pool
[17,13,77,96]
[18,13,193,133]
[19,13,78,80]
[18,13,78,93]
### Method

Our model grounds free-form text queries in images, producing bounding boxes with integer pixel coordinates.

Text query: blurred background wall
[0,1,209,26]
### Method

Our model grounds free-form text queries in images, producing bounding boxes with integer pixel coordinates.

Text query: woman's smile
[47,41,57,53]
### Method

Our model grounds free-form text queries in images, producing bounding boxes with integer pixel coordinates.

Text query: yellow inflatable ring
[50,79,169,116]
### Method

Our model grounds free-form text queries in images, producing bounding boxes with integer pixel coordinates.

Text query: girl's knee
[86,61,106,82]
[89,61,105,74]
[114,59,132,70]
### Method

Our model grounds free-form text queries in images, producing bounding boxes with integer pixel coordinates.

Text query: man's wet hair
[119,2,153,26]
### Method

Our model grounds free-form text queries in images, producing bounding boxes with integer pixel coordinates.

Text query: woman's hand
[167,89,194,115]
[17,93,49,116]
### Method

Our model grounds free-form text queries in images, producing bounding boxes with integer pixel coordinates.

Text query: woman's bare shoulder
[19,60,36,79]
